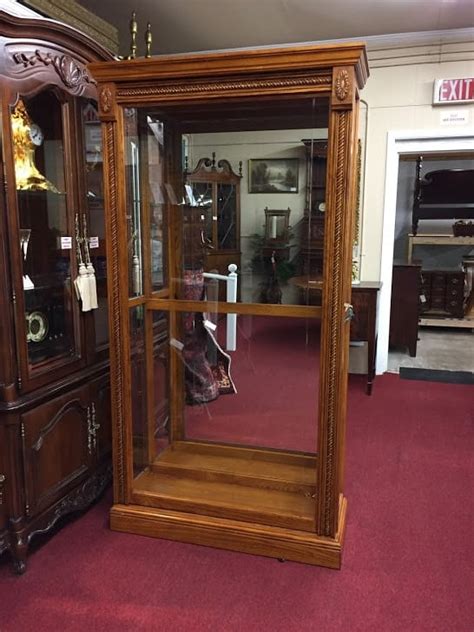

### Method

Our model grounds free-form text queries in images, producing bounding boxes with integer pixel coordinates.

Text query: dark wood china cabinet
[0,6,113,573]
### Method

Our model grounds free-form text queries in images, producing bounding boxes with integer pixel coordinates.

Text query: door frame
[377,127,474,375]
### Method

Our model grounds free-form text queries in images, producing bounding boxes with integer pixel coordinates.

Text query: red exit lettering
[437,78,474,103]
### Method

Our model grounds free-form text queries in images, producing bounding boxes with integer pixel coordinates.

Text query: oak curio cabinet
[90,41,368,568]
[0,6,113,573]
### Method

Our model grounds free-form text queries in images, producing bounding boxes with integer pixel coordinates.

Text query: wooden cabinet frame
[90,42,368,568]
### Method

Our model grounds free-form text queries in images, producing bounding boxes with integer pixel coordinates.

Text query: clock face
[26,311,49,343]
[29,124,44,146]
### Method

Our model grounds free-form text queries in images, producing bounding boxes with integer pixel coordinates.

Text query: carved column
[99,83,131,504]
[316,66,360,537]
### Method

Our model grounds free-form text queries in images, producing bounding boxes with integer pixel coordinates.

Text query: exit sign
[433,78,474,104]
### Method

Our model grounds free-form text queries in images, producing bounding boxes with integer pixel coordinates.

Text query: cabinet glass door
[11,91,82,376]
[79,100,108,353]
[217,183,237,250]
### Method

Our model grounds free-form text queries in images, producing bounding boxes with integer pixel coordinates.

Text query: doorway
[377,129,474,376]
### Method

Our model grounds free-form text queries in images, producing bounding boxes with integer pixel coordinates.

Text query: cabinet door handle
[91,402,100,451]
[87,402,101,454]
[0,473,6,505]
[344,303,354,322]
[87,405,93,454]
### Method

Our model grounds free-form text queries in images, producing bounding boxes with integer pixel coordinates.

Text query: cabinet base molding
[7,463,111,574]
[110,495,347,569]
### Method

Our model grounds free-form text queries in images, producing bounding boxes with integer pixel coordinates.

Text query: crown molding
[4,0,118,53]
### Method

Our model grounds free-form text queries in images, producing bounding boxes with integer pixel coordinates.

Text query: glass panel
[131,306,170,478]
[125,98,327,454]
[217,183,237,249]
[130,305,147,474]
[124,108,144,297]
[122,98,328,306]
[183,313,320,453]
[181,102,328,307]
[124,109,167,296]
[80,100,108,348]
[12,92,77,367]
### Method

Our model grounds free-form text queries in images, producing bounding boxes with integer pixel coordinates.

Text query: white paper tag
[89,236,99,249]
[60,236,72,250]
[170,337,184,351]
[420,294,426,303]
[204,319,217,331]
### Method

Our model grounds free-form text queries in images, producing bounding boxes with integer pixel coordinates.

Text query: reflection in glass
[124,108,143,297]
[81,100,108,348]
[130,305,147,474]
[124,109,167,295]
[12,91,75,366]
[183,314,320,453]
[131,307,170,478]
[124,98,328,465]
[183,121,328,307]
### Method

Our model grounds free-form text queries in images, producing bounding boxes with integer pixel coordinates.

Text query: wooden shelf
[408,233,474,261]
[419,316,474,329]
[132,442,317,531]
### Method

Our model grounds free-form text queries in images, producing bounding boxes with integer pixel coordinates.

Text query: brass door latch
[344,303,354,322]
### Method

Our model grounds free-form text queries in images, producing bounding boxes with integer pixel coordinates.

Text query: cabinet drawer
[430,277,446,289]
[430,296,446,308]
[446,287,462,298]
[446,275,463,286]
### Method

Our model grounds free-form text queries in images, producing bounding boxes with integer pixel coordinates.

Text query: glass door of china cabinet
[6,89,85,390]
[77,98,109,362]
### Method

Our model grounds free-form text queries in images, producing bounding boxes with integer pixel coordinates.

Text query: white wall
[360,46,474,281]
[187,128,327,302]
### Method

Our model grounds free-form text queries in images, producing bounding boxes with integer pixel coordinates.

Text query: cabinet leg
[10,534,28,575]
[12,557,27,575]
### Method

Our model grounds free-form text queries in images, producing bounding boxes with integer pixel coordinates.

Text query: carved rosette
[334,69,350,101]
[99,86,114,115]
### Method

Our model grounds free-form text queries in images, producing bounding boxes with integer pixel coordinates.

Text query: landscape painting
[249,159,298,193]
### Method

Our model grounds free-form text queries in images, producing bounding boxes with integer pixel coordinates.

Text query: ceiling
[78,0,474,57]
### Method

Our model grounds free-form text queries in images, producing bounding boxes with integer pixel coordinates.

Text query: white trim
[377,128,474,375]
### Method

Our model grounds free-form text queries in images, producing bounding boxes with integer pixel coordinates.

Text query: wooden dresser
[350,282,382,395]
[420,269,465,319]
[389,261,422,357]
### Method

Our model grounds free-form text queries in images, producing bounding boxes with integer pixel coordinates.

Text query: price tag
[420,294,426,303]
[170,338,184,351]
[60,236,72,250]
[89,236,99,249]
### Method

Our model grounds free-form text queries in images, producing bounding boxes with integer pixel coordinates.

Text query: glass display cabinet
[0,6,113,573]
[90,41,368,568]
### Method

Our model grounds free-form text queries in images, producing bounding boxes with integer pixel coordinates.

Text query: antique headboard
[412,156,474,235]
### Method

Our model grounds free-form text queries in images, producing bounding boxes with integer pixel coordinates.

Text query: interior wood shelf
[132,442,317,531]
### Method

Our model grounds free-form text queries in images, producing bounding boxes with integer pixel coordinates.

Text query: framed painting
[249,158,298,193]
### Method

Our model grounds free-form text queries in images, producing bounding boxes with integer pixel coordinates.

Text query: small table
[290,276,382,395]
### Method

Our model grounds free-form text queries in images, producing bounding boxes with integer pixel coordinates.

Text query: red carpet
[0,374,473,630]
[186,316,321,451]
